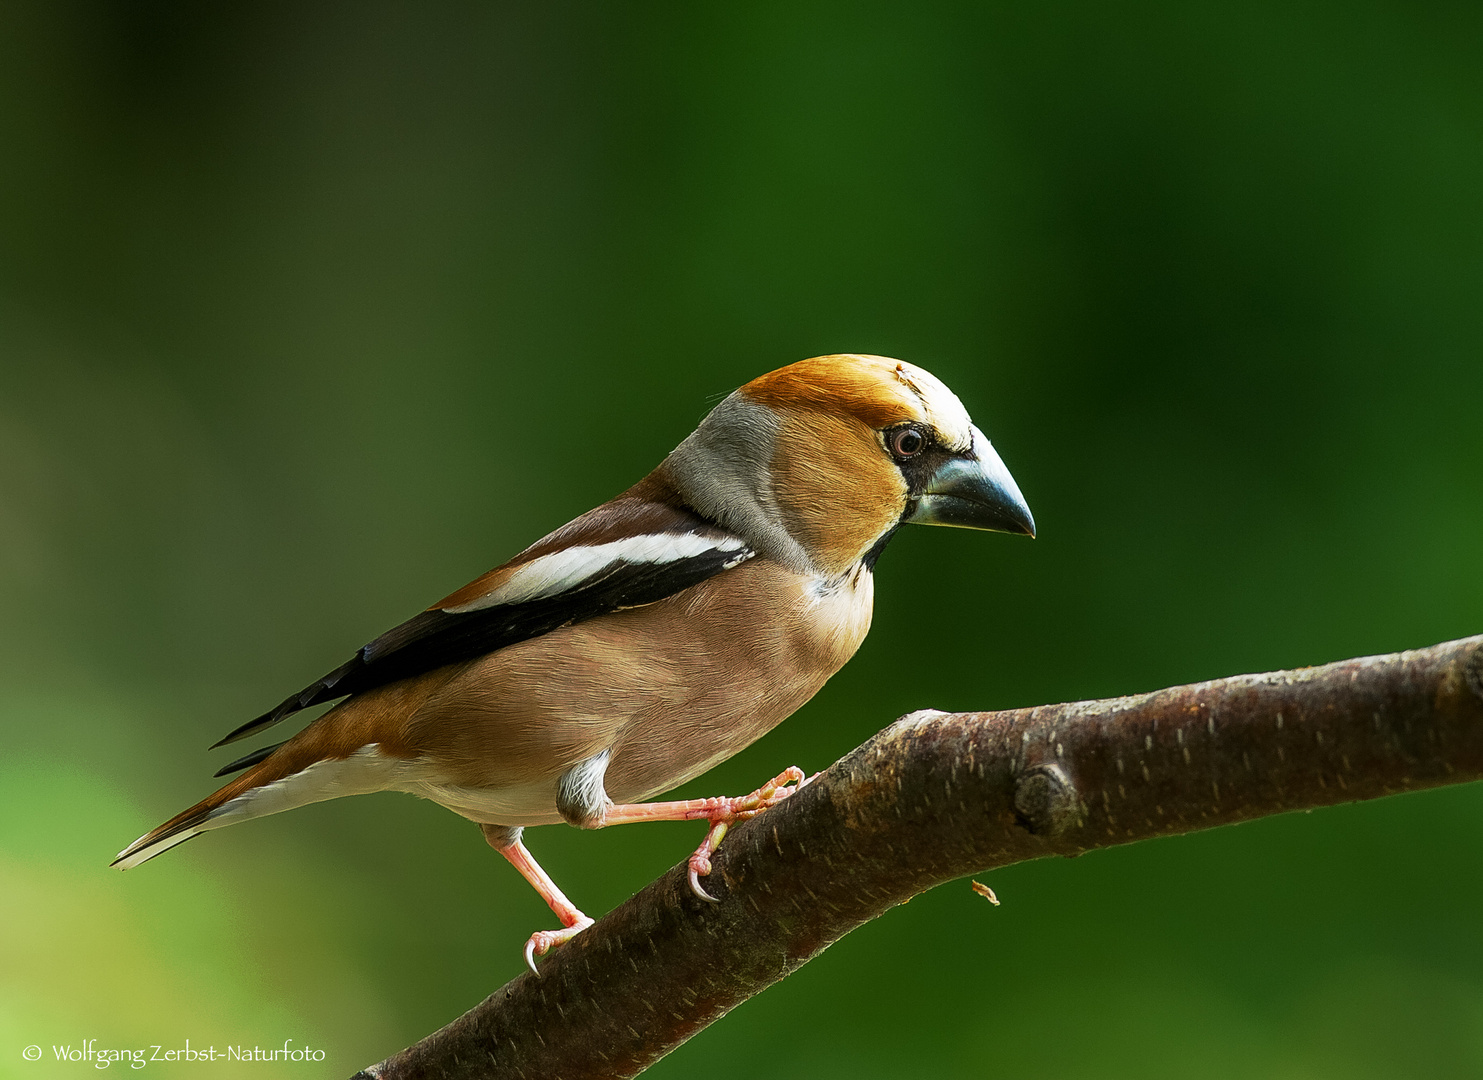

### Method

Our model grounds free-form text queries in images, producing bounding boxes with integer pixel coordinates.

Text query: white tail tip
[112,826,201,870]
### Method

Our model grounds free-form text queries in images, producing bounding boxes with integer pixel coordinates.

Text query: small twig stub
[970,880,1000,905]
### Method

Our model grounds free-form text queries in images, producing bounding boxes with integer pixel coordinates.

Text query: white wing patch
[443,532,751,613]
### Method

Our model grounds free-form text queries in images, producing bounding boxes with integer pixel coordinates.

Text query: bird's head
[665,354,1034,577]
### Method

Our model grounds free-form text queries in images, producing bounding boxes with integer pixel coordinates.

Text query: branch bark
[355,634,1483,1080]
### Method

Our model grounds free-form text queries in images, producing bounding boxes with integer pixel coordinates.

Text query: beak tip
[904,437,1036,538]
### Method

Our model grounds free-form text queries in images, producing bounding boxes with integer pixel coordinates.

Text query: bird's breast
[599,557,874,804]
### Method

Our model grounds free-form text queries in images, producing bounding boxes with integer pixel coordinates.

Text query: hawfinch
[114,354,1034,970]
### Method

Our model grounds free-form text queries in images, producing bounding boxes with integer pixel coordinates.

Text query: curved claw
[688,862,719,903]
[522,917,595,977]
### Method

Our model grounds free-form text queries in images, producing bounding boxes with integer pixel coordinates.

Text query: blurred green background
[2,1,1481,1077]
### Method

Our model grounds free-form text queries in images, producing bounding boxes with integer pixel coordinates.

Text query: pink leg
[490,832,594,975]
[602,766,812,902]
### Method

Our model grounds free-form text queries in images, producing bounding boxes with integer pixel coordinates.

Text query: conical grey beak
[905,426,1035,537]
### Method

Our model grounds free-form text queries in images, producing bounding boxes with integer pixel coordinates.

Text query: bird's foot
[602,766,816,902]
[685,766,810,902]
[493,834,596,976]
[523,913,595,976]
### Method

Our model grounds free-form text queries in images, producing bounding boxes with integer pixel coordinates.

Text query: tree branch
[355,634,1483,1080]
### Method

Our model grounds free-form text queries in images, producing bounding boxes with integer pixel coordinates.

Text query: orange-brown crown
[740,354,973,451]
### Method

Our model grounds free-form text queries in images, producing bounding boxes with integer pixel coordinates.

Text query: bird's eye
[889,426,927,459]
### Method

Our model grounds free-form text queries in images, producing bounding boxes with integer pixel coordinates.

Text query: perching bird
[114,354,1034,971]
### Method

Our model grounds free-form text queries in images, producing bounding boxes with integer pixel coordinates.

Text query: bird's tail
[113,684,437,871]
[111,755,289,870]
